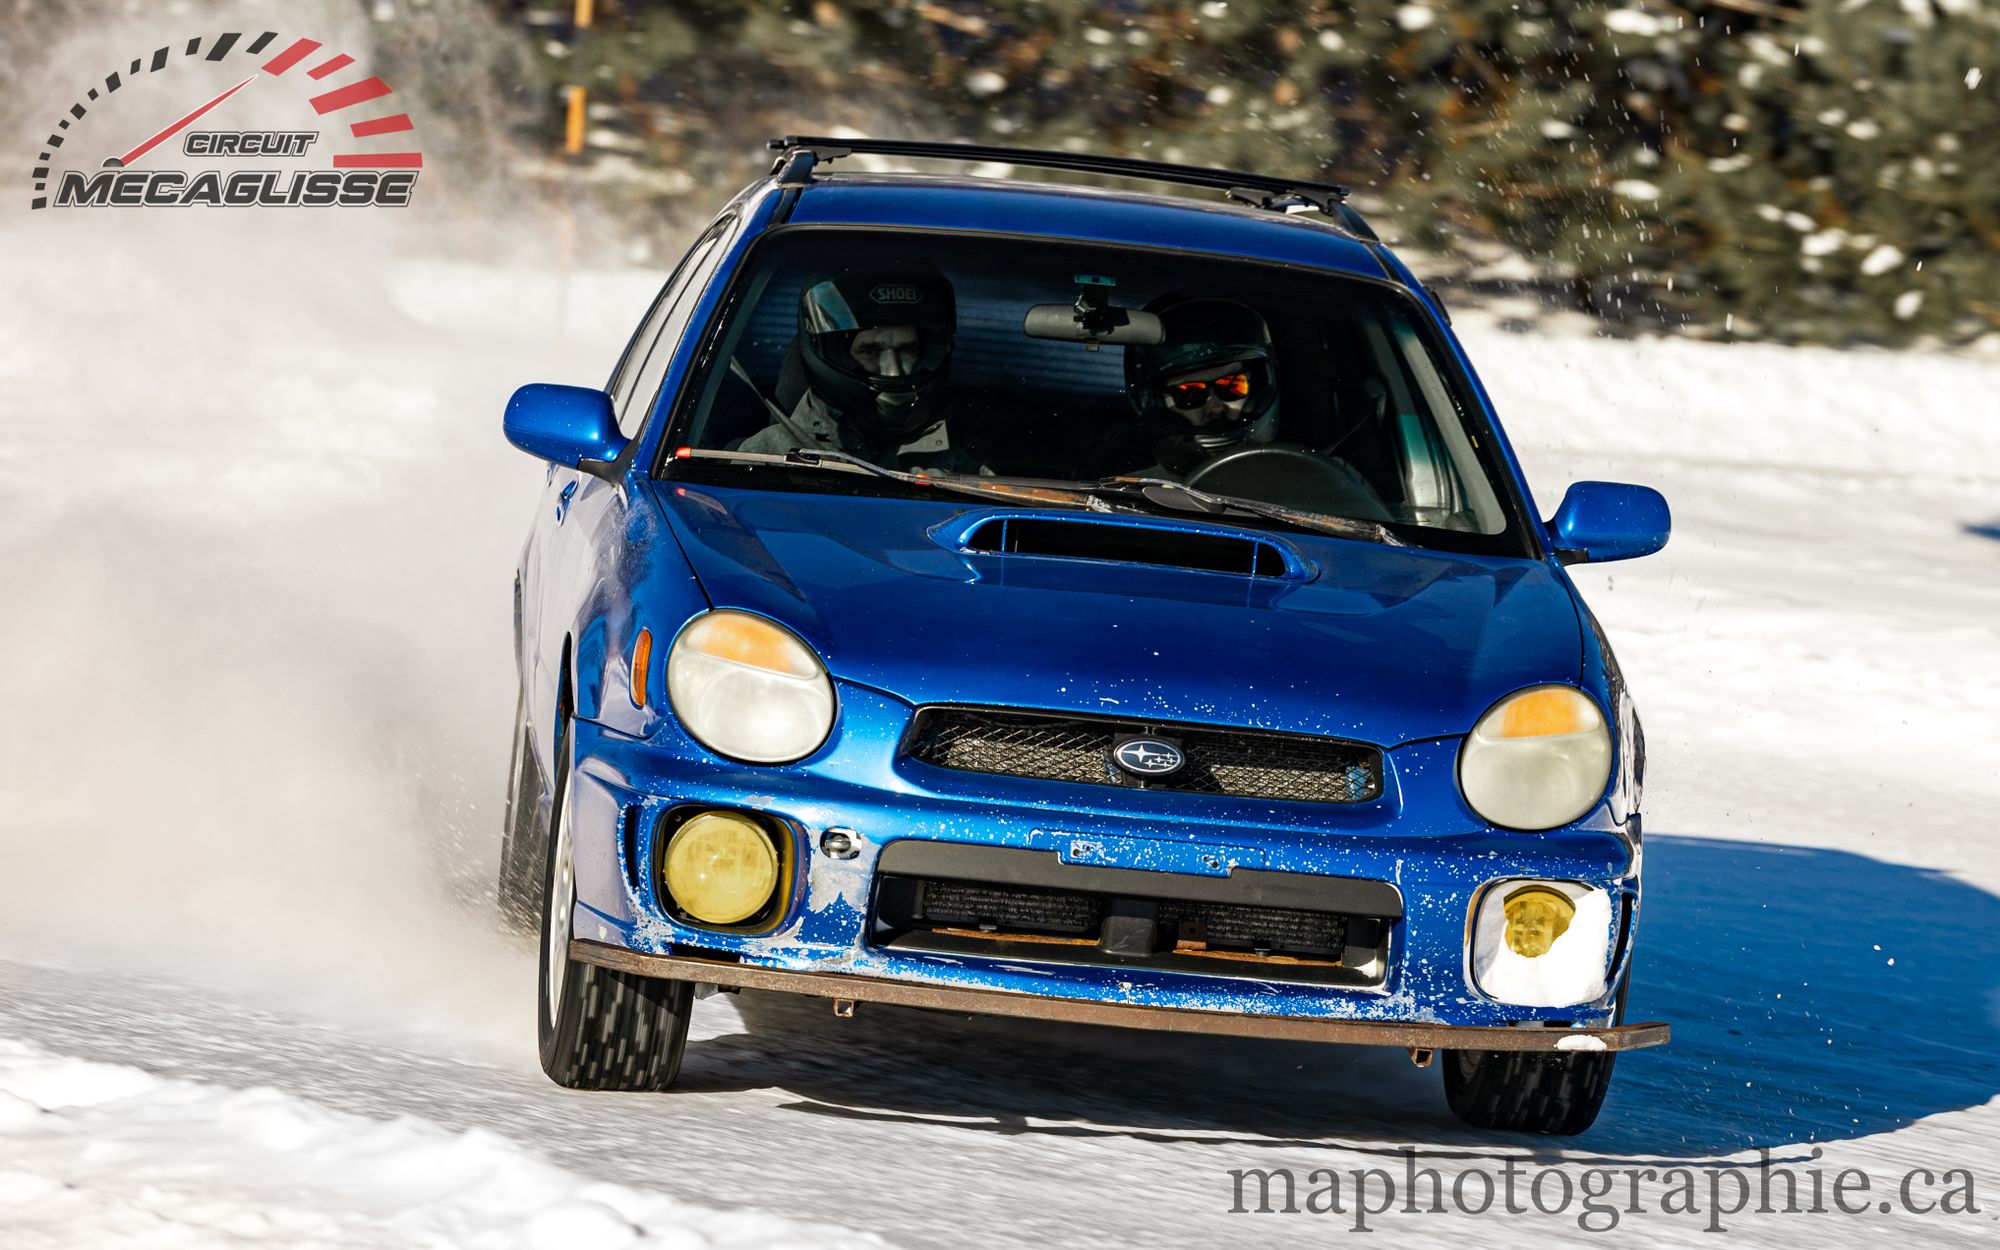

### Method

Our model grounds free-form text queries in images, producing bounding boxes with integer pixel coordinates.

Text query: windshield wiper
[669,450,1397,545]
[1089,475,1400,546]
[669,447,1117,511]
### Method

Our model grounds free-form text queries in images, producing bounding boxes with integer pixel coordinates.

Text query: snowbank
[0,1037,890,1250]
[1457,311,2000,483]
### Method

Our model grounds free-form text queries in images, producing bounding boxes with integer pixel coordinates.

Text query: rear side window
[611,220,732,436]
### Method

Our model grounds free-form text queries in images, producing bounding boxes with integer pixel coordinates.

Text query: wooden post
[563,84,587,156]
[556,0,593,338]
[563,0,592,155]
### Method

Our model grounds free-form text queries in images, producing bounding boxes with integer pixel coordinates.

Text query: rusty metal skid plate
[571,940,1670,1052]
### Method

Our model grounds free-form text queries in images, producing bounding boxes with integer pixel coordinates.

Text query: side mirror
[1547,481,1671,565]
[503,383,626,468]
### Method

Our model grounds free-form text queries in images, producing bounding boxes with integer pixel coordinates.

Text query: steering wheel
[1183,445,1391,519]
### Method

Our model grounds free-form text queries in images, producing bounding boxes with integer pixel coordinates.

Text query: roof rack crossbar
[766,135,1351,203]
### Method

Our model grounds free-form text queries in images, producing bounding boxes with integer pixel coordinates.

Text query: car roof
[776,173,1400,284]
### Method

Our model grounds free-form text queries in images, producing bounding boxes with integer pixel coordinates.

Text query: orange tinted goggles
[1165,372,1254,409]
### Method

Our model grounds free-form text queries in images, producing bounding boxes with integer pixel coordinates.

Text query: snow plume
[0,1,666,1041]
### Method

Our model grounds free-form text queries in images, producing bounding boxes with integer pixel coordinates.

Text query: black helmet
[1125,297,1279,473]
[797,263,955,440]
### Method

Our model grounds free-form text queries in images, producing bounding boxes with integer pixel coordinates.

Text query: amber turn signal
[629,626,652,709]
[1495,687,1595,738]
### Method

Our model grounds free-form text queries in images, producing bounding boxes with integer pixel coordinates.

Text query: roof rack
[765,135,1354,215]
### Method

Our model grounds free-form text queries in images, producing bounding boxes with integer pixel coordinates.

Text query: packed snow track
[2,213,1997,1249]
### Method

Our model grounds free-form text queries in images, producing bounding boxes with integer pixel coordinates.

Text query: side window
[1386,314,1506,534]
[612,222,731,437]
[605,286,673,416]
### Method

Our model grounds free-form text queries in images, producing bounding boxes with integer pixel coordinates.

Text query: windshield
[664,227,1532,554]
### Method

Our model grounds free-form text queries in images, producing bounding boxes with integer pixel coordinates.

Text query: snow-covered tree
[525,0,1999,344]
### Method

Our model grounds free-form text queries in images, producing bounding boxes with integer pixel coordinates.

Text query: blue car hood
[653,485,1581,747]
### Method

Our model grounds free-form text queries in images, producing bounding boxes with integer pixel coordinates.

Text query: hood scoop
[936,509,1313,581]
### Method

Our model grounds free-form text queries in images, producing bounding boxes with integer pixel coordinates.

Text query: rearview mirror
[503,383,627,468]
[1547,481,1670,564]
[1024,297,1163,348]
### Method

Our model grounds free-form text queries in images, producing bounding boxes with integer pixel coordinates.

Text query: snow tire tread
[547,961,692,1092]
[534,709,693,1093]
[1442,1047,1616,1136]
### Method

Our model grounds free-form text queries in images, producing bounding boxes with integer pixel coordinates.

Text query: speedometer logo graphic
[30,30,423,210]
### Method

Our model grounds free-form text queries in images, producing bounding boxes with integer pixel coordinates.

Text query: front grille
[905,707,1382,805]
[874,873,1386,985]
[910,882,1345,957]
[918,880,1103,936]
[1157,899,1347,957]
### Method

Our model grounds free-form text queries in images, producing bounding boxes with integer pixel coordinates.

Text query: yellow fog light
[1502,885,1576,958]
[662,811,780,925]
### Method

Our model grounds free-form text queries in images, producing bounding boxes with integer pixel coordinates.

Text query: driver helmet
[1125,297,1280,475]
[798,263,955,440]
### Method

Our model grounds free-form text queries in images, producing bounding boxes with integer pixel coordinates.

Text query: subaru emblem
[1111,736,1184,778]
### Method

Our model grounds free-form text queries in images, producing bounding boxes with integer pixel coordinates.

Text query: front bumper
[574,940,1669,1053]
[564,691,1647,1033]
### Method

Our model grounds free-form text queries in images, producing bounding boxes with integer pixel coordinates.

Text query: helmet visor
[800,277,953,381]
[1164,370,1255,410]
[1143,352,1276,432]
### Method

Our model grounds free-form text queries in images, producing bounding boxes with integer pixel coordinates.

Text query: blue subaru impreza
[498,137,1672,1134]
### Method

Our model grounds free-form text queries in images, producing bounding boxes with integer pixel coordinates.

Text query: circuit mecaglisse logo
[30,31,422,210]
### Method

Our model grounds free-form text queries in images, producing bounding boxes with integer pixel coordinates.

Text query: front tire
[1443,967,1627,1135]
[496,688,544,934]
[536,713,693,1091]
[1441,1047,1616,1135]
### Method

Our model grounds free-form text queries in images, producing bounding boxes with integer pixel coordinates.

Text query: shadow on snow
[676,835,2000,1159]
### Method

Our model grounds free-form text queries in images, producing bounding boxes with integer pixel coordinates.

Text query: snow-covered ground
[0,1037,887,1250]
[2,196,1997,1249]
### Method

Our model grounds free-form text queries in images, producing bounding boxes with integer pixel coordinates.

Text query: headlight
[666,610,835,763]
[662,811,780,925]
[1457,685,1612,830]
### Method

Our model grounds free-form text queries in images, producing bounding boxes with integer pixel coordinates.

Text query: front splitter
[571,940,1669,1053]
